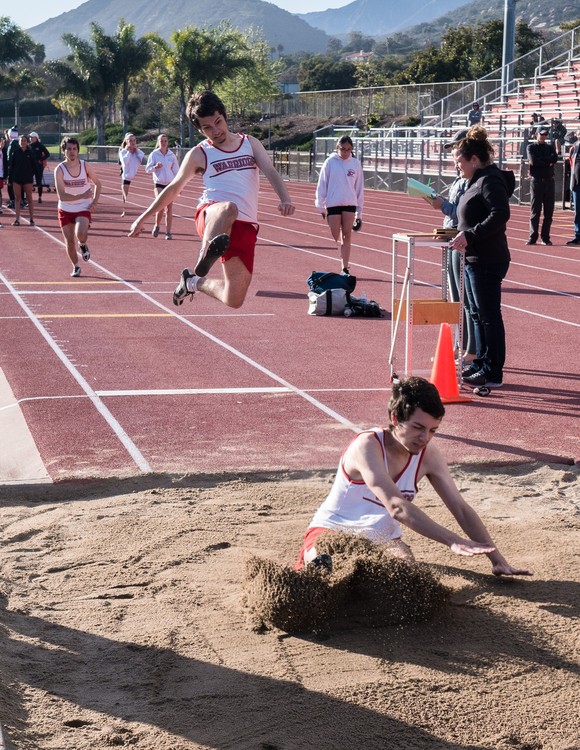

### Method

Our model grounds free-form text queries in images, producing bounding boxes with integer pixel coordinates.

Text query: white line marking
[0,271,152,472]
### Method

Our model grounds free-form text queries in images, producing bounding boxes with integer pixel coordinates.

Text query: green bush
[77,124,146,145]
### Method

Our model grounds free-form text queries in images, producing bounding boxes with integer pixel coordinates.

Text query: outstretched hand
[491,561,533,577]
[450,541,496,557]
[128,217,144,238]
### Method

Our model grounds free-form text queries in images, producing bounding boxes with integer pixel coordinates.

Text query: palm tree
[114,20,153,133]
[0,66,44,124]
[0,16,36,67]
[168,24,255,144]
[46,23,120,148]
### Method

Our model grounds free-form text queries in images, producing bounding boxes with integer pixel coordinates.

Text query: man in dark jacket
[526,125,558,246]
[568,140,580,246]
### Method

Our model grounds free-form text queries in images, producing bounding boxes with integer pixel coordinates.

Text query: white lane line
[0,271,152,473]
[84,259,363,433]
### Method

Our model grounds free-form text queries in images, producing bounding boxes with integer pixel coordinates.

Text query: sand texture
[0,462,578,749]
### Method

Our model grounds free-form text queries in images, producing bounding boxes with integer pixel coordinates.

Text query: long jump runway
[0,163,579,481]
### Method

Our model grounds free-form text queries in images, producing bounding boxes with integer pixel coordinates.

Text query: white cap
[29,131,39,139]
[8,128,18,139]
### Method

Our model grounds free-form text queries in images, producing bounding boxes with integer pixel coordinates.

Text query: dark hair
[388,377,445,424]
[186,90,227,129]
[455,125,494,164]
[337,135,353,148]
[61,136,80,152]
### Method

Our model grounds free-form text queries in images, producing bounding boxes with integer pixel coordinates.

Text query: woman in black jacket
[8,134,39,225]
[449,126,514,389]
[29,131,50,203]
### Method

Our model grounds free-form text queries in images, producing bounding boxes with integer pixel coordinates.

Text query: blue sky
[11,0,351,31]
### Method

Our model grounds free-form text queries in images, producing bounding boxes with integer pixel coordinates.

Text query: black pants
[529,177,555,242]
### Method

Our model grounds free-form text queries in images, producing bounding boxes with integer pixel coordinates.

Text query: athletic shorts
[326,205,356,216]
[12,180,33,188]
[154,183,167,191]
[123,179,131,186]
[295,526,333,570]
[58,209,91,227]
[195,202,259,274]
[0,179,4,188]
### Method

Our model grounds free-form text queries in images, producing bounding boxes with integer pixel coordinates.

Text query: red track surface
[0,163,579,480]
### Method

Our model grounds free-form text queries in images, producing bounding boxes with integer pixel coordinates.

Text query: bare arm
[425,444,533,577]
[344,434,496,557]
[84,162,102,208]
[128,147,202,237]
[248,136,295,216]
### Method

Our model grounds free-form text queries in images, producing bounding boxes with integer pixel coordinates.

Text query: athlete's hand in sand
[491,560,533,577]
[450,541,496,557]
[128,216,145,237]
[278,201,295,217]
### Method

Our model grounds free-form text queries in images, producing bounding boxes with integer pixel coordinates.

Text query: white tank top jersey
[309,428,425,542]
[56,160,93,212]
[197,134,259,223]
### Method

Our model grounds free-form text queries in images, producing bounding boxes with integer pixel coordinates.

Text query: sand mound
[243,531,450,632]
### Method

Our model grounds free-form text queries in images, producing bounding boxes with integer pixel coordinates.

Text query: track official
[526,125,557,246]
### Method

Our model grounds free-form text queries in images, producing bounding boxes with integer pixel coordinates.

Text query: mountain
[299,0,577,38]
[298,0,470,38]
[27,0,329,60]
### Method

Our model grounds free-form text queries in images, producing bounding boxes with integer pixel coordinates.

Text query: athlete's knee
[219,201,238,222]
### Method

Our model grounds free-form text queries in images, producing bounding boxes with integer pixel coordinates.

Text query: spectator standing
[426,129,476,362]
[5,127,19,209]
[449,126,514,389]
[315,135,364,274]
[118,132,144,216]
[549,118,567,157]
[28,132,50,203]
[526,125,558,246]
[567,140,580,246]
[0,134,6,218]
[145,133,179,240]
[467,102,483,126]
[8,134,40,226]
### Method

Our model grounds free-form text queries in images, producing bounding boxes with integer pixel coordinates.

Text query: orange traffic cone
[430,323,471,403]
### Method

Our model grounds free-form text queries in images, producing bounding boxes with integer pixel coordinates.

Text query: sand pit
[0,462,578,749]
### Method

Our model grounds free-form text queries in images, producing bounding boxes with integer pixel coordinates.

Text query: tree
[114,20,153,133]
[167,24,255,144]
[298,56,356,91]
[216,30,282,118]
[0,66,44,124]
[0,17,36,67]
[46,23,121,147]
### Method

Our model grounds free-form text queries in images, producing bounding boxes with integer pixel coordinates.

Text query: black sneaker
[194,233,230,277]
[311,554,333,573]
[71,266,81,277]
[462,363,480,378]
[80,244,90,261]
[173,268,196,306]
[462,371,486,386]
[525,239,537,245]
[541,239,552,245]
[566,238,580,246]
[342,267,350,275]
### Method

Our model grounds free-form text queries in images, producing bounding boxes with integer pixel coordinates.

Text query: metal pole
[501,0,517,99]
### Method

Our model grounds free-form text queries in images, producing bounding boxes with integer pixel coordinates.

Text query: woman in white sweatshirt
[145,133,180,239]
[315,135,364,274]
[118,132,144,216]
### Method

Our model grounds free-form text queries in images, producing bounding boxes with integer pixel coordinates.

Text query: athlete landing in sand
[129,90,295,308]
[297,377,533,578]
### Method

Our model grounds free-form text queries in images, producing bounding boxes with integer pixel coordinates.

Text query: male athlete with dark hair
[297,377,532,578]
[129,90,295,308]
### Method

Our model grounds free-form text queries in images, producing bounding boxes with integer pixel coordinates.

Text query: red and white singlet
[197,134,259,223]
[308,428,425,542]
[56,160,92,212]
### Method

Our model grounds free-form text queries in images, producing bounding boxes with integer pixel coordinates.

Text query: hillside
[27,0,329,60]
[299,0,469,37]
[300,0,578,37]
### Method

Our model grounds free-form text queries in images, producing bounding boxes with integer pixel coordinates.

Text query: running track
[0,163,579,482]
